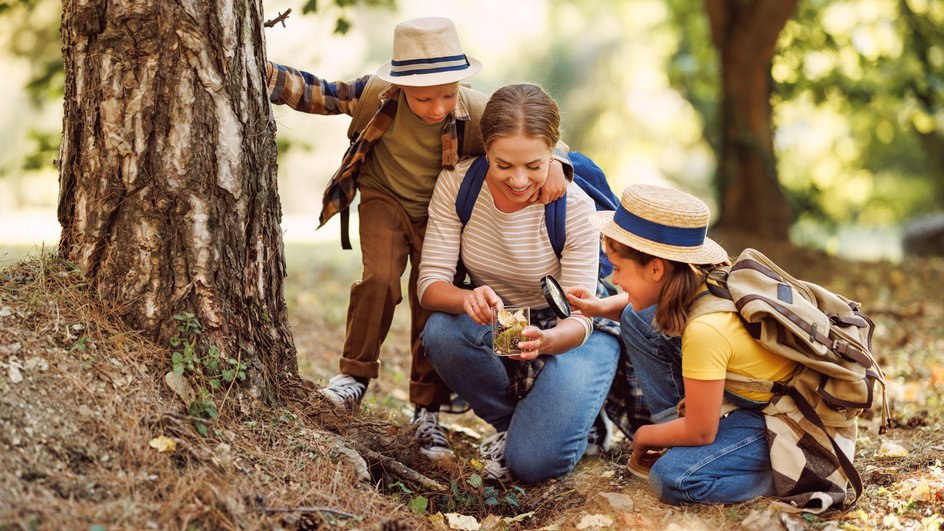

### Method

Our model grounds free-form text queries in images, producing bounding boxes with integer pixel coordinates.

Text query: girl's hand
[465,286,502,325]
[533,160,567,204]
[509,326,543,361]
[565,285,602,317]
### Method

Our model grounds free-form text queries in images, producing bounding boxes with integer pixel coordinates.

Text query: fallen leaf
[24,357,48,371]
[576,513,613,529]
[8,363,23,384]
[444,512,480,530]
[149,436,177,453]
[876,441,909,458]
[597,492,633,512]
[163,371,196,404]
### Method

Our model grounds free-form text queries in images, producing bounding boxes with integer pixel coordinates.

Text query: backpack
[688,248,890,513]
[454,151,619,278]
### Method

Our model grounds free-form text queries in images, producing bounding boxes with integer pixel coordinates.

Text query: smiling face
[484,132,553,211]
[605,246,668,311]
[401,82,460,124]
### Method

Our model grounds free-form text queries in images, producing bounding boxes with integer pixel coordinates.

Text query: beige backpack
[689,248,890,513]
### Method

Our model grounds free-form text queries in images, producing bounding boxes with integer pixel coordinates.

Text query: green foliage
[169,312,246,436]
[299,0,395,35]
[774,0,944,226]
[386,474,524,517]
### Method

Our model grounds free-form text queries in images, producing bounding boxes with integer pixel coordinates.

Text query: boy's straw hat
[376,17,482,87]
[590,184,729,264]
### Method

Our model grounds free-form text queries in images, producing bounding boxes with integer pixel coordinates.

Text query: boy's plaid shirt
[265,62,473,228]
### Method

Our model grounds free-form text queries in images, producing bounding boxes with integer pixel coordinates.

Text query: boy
[265,17,568,459]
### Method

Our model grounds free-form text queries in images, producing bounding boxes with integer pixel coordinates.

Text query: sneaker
[440,392,472,415]
[628,448,666,480]
[412,407,454,460]
[319,374,367,409]
[480,431,513,482]
[585,409,613,456]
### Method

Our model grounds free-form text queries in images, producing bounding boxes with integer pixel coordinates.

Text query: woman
[417,83,619,483]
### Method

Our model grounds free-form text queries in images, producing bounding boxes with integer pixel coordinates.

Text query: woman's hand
[509,326,544,361]
[465,286,502,325]
[533,159,567,204]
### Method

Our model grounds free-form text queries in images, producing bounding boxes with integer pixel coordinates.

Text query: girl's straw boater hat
[376,17,482,87]
[590,184,729,264]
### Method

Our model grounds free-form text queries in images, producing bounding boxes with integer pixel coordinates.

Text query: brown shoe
[628,448,665,480]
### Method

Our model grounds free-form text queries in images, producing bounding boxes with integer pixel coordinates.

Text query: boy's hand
[533,159,567,204]
[565,286,603,317]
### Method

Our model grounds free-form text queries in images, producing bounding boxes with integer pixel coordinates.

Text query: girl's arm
[632,378,725,451]
[566,287,629,321]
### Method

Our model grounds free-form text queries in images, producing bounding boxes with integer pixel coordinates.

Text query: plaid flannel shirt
[509,281,651,440]
[265,62,473,229]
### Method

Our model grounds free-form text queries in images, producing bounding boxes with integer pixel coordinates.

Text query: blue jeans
[620,305,776,505]
[422,311,619,484]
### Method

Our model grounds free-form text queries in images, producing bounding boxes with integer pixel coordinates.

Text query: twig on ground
[356,445,448,493]
[264,9,292,28]
[263,506,356,519]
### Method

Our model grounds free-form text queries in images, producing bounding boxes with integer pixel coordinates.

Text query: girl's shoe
[628,448,666,480]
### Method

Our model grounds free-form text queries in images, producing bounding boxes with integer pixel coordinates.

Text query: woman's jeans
[422,311,619,484]
[620,305,776,505]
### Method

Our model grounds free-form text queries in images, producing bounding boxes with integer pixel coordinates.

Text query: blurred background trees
[2,0,941,260]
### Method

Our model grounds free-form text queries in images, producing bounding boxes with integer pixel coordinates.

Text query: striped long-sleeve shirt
[418,157,599,339]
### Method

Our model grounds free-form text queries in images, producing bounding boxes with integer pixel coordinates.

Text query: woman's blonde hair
[480,83,560,150]
[603,236,727,336]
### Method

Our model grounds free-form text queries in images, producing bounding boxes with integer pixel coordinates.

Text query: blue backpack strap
[455,156,491,226]
[456,156,569,257]
[545,198,566,259]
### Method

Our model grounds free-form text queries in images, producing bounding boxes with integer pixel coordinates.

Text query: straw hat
[590,184,729,264]
[376,17,482,87]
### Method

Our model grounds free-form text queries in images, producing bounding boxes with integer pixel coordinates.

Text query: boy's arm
[535,141,573,203]
[265,61,371,116]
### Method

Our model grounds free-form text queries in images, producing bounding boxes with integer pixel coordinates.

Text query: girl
[417,83,620,483]
[568,184,796,505]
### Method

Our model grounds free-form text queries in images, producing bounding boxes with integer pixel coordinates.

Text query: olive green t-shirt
[358,91,444,219]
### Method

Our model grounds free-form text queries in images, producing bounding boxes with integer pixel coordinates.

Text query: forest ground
[1,235,943,530]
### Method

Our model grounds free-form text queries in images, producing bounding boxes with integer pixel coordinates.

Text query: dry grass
[0,255,426,530]
[2,241,944,530]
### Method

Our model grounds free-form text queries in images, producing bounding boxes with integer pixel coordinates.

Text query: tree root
[356,445,448,493]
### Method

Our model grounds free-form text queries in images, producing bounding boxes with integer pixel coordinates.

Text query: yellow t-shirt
[681,311,797,402]
[357,91,444,219]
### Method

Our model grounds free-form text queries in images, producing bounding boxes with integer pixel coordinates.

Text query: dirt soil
[1,237,944,530]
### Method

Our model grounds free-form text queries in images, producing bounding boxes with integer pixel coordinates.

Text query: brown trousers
[339,186,450,406]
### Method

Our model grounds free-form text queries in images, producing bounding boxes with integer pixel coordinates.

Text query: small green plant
[168,312,246,435]
[387,481,430,515]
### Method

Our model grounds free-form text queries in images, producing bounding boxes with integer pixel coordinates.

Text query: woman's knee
[421,312,455,357]
[505,449,574,485]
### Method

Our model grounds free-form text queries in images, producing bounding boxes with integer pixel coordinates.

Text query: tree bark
[58,0,296,397]
[706,0,796,240]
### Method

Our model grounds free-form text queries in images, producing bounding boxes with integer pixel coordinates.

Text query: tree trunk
[57,0,296,398]
[706,0,796,240]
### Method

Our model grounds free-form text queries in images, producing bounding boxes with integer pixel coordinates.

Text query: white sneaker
[411,407,454,460]
[586,409,614,456]
[480,431,513,482]
[319,374,367,408]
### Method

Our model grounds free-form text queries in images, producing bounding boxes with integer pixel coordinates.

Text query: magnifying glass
[541,275,571,319]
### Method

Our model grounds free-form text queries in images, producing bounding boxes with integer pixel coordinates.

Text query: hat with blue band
[589,184,729,264]
[376,17,482,86]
